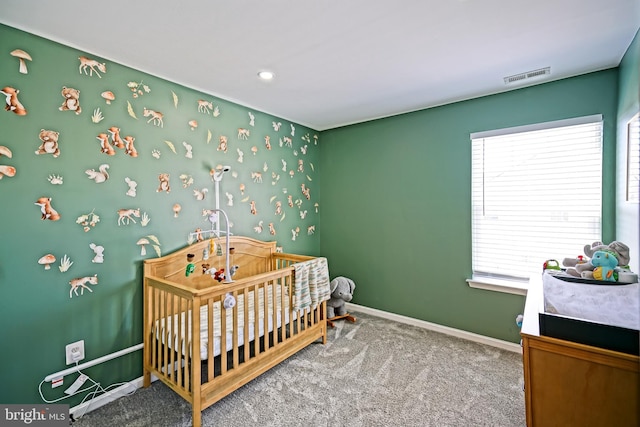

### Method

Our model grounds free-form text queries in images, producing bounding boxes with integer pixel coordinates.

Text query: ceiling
[1,0,638,131]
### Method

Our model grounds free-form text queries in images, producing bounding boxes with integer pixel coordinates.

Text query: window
[627,113,639,202]
[471,115,603,283]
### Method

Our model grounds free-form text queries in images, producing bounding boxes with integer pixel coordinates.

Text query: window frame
[468,115,603,294]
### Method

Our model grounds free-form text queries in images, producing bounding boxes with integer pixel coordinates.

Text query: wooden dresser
[520,279,639,427]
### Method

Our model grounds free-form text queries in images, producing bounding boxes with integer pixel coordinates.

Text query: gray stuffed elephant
[327,276,355,318]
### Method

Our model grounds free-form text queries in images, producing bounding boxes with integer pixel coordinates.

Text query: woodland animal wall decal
[1,86,27,115]
[76,210,100,232]
[96,133,116,155]
[139,235,161,256]
[127,80,150,98]
[89,243,105,263]
[0,163,16,179]
[179,174,194,188]
[69,274,98,298]
[117,208,141,226]
[59,254,73,272]
[59,86,82,115]
[237,128,250,140]
[34,197,60,221]
[79,56,107,78]
[125,177,137,197]
[156,173,171,193]
[188,120,198,130]
[85,164,110,183]
[107,126,125,149]
[37,254,56,270]
[171,91,179,108]
[101,91,115,104]
[35,129,61,157]
[197,99,212,114]
[47,174,63,185]
[193,188,208,200]
[91,108,104,123]
[0,145,16,180]
[183,141,193,158]
[10,49,32,74]
[143,107,164,127]
[123,136,138,157]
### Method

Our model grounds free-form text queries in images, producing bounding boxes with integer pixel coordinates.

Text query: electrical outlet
[65,340,85,365]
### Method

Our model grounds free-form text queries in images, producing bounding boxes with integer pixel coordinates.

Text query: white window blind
[627,113,639,202]
[471,116,603,282]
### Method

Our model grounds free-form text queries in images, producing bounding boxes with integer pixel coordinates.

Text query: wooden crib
[143,236,328,427]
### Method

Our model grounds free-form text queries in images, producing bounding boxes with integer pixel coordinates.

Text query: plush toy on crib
[590,250,618,282]
[327,276,355,318]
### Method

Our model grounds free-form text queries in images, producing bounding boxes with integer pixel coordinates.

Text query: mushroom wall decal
[137,238,149,256]
[10,49,32,74]
[38,254,56,270]
[101,91,115,104]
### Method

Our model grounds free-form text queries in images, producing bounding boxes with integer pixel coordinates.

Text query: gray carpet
[72,311,525,426]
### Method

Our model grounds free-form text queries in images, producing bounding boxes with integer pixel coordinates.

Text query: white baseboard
[346,302,522,354]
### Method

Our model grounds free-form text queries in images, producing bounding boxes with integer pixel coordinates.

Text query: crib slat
[162,290,169,380]
[169,294,176,381]
[271,279,278,344]
[176,295,184,387]
[263,281,270,352]
[207,299,214,381]
[243,287,250,363]
[220,295,227,375]
[184,298,191,392]
[286,276,294,338]
[231,291,239,369]
[151,287,157,371]
[192,297,202,410]
[253,285,260,355]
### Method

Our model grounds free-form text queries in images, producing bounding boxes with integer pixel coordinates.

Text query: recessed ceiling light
[258,70,275,80]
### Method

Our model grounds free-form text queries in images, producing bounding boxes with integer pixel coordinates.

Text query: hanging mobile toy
[186,253,195,277]
[216,238,223,257]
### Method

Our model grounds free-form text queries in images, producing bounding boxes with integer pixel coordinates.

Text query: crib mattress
[155,285,290,360]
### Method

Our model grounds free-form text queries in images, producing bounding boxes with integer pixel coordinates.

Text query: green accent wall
[319,69,619,343]
[0,24,320,404]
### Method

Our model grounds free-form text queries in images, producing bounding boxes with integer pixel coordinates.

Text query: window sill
[466,277,529,296]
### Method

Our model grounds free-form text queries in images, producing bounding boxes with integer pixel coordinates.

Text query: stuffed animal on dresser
[327,276,355,318]
[563,241,630,279]
[590,250,619,282]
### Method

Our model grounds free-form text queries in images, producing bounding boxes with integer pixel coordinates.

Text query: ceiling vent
[504,67,550,85]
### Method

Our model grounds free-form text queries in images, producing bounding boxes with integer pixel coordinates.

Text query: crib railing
[143,256,327,418]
